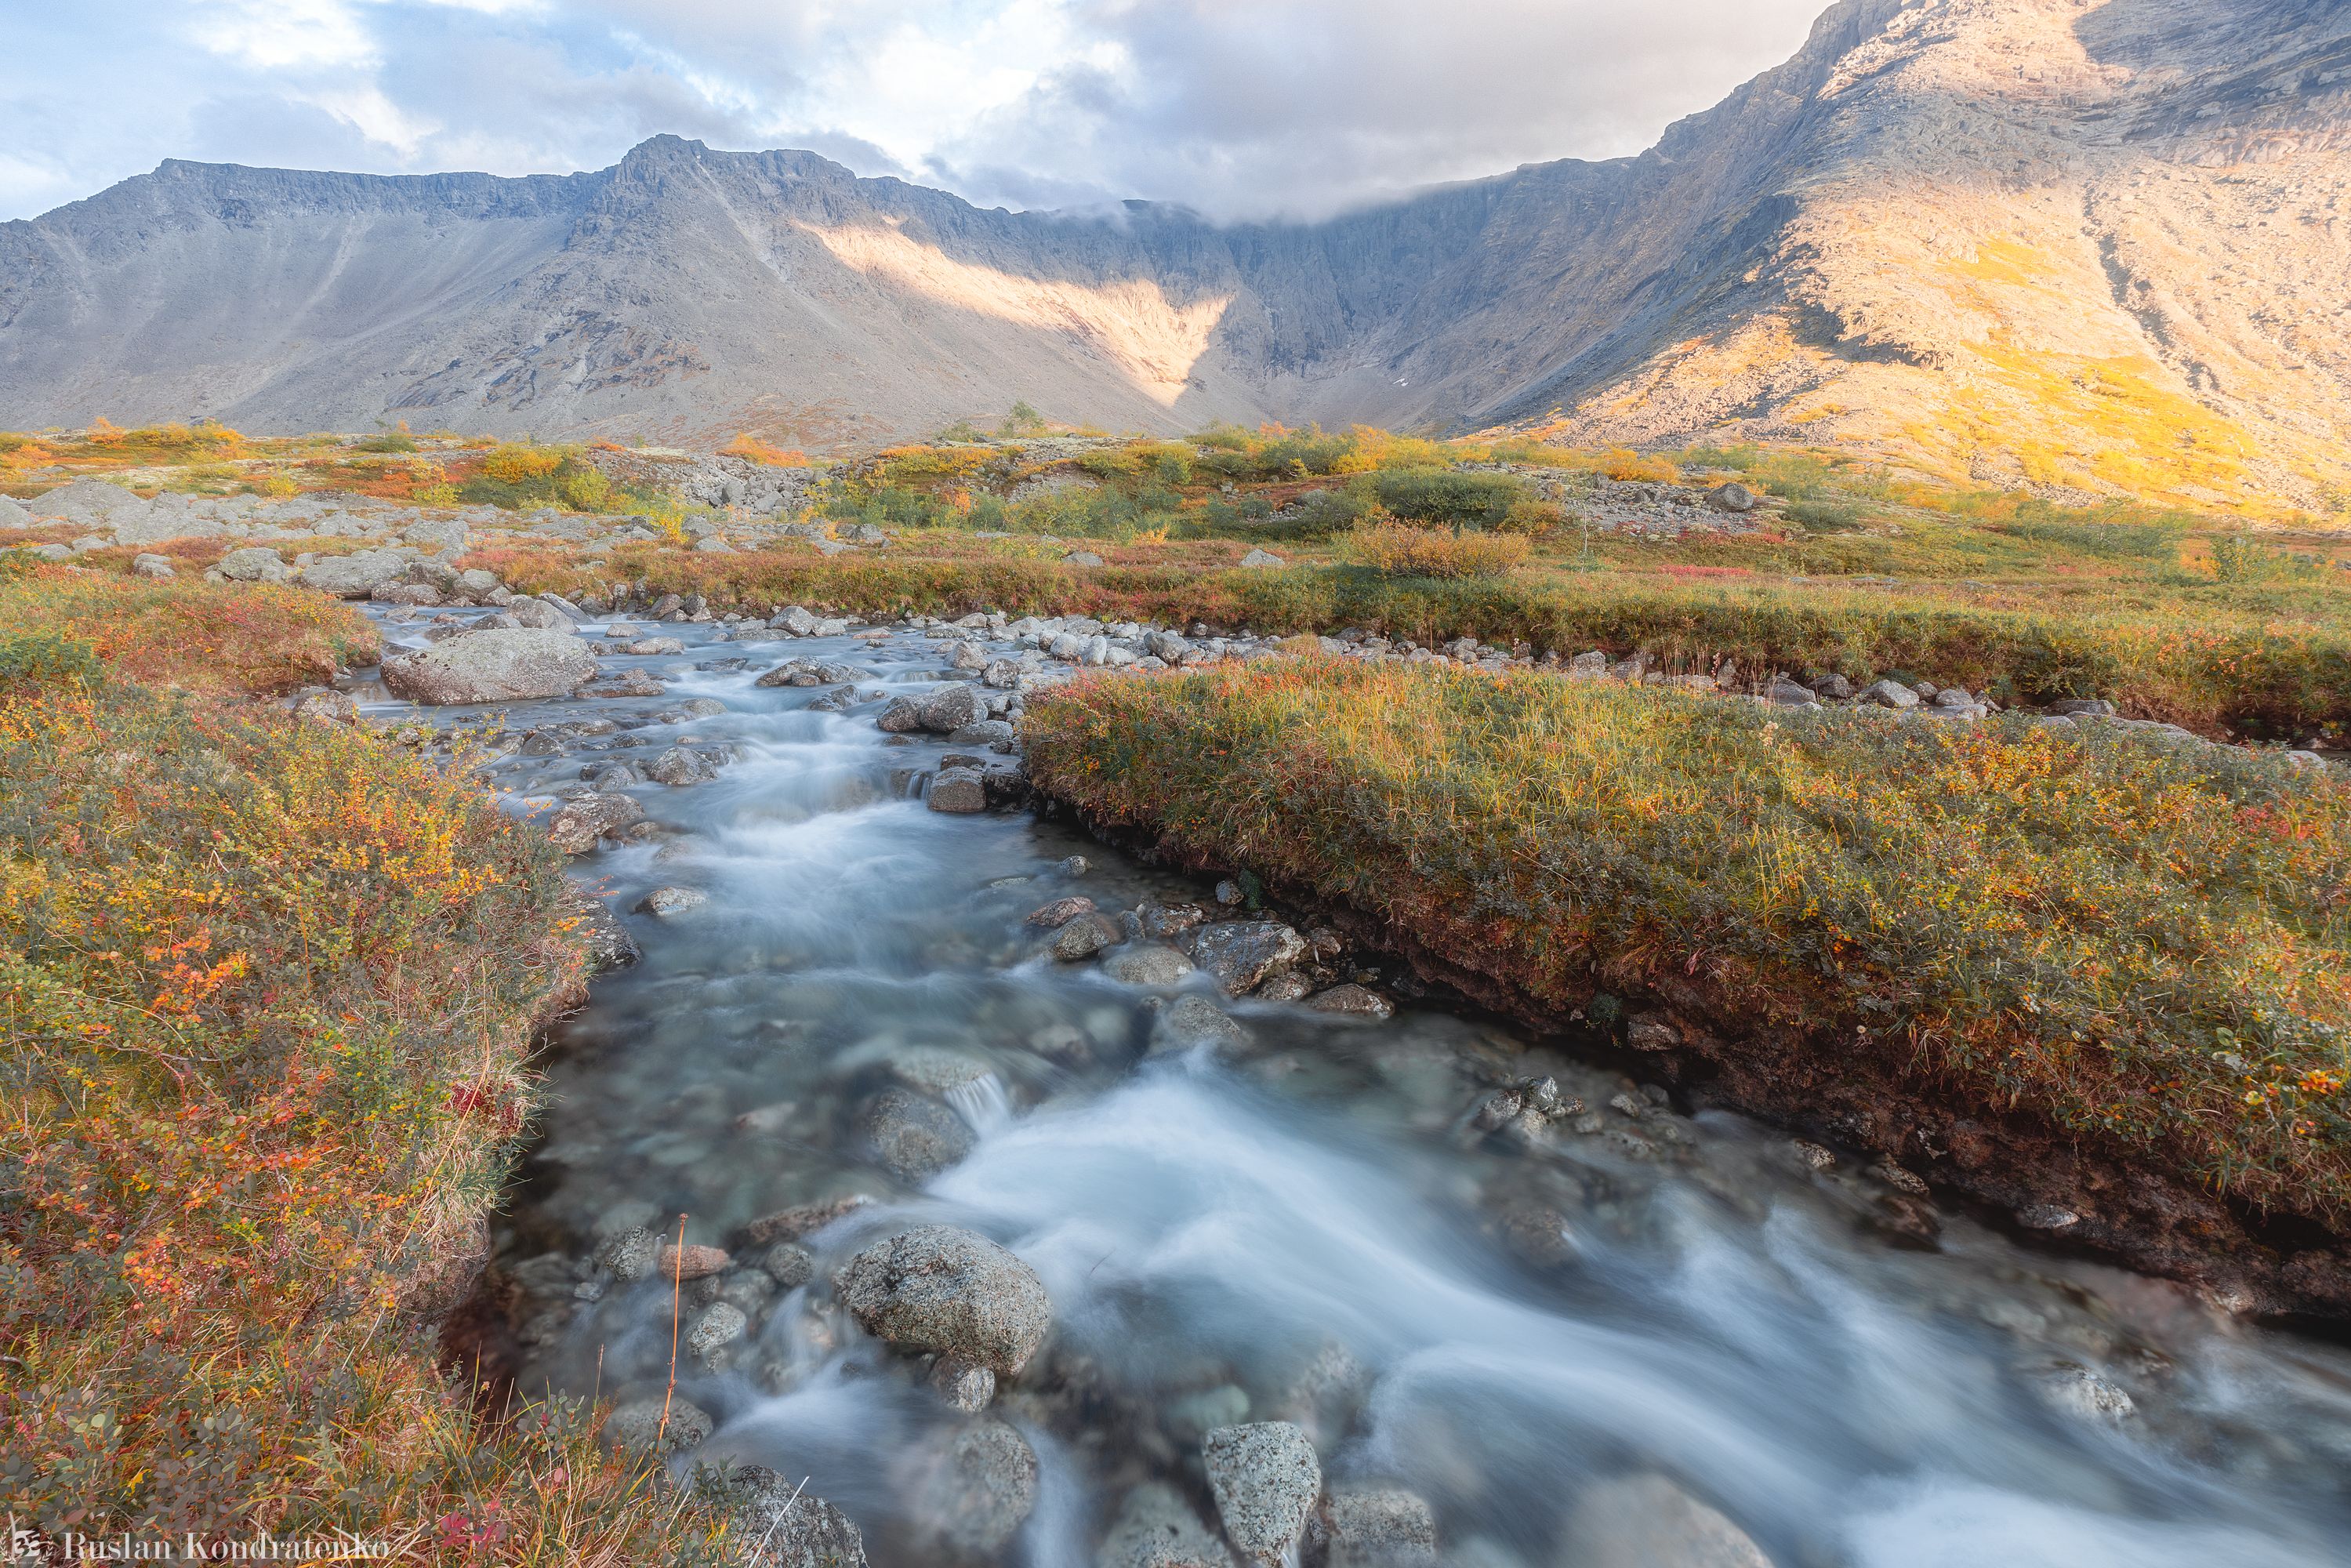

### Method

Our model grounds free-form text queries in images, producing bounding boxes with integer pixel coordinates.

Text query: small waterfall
[946,1072,1014,1134]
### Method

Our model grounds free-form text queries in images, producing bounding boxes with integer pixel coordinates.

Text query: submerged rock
[1560,1475,1770,1568]
[1103,943,1195,986]
[835,1225,1051,1377]
[1307,984,1392,1020]
[1315,1486,1439,1566]
[858,1087,975,1178]
[1154,995,1253,1052]
[601,1395,712,1459]
[1203,1421,1322,1568]
[1101,1482,1237,1568]
[906,1418,1039,1560]
[742,1194,874,1247]
[698,1466,870,1568]
[633,885,708,917]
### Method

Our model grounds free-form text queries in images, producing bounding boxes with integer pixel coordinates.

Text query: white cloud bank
[2,0,1830,222]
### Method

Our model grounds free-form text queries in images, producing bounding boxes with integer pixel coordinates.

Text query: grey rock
[1101,1483,1237,1568]
[1202,1422,1322,1568]
[929,768,989,813]
[1307,984,1393,1021]
[1808,671,1854,700]
[216,545,289,582]
[572,896,642,970]
[1239,547,1285,568]
[601,1396,712,1460]
[597,1226,662,1281]
[1317,1486,1438,1566]
[1560,1475,1770,1568]
[741,1194,875,1247]
[1193,921,1310,994]
[699,1468,870,1568]
[1102,943,1195,986]
[647,745,719,786]
[946,718,1017,748]
[771,604,823,635]
[1024,896,1097,929]
[545,792,646,853]
[1051,912,1124,961]
[2034,1363,2136,1425]
[1062,550,1107,567]
[760,1242,816,1289]
[2048,697,2114,718]
[835,1225,1051,1376]
[857,1088,976,1179]
[504,596,574,630]
[931,1359,997,1414]
[1707,481,1758,513]
[685,1301,749,1363]
[1155,994,1252,1051]
[633,885,708,916]
[299,549,411,597]
[381,628,597,704]
[132,553,176,579]
[906,1418,1038,1560]
[1856,678,1921,710]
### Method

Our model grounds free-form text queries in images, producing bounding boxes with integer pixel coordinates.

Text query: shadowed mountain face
[3,0,2346,505]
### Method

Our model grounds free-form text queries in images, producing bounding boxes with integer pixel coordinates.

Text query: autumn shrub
[1024,660,2351,1219]
[1351,521,1530,578]
[719,432,809,466]
[0,583,731,1557]
[0,567,377,693]
[1359,466,1527,529]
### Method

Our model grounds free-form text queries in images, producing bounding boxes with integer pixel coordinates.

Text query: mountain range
[3,0,2346,510]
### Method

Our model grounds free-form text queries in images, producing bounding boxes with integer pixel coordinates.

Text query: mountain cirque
[2,0,2346,510]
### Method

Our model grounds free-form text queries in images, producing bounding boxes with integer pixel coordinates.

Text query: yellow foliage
[478,443,564,485]
[1351,521,1530,578]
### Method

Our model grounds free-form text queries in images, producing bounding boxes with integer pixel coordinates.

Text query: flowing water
[368,609,2351,1567]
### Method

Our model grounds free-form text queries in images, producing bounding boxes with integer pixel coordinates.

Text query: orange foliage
[720,431,810,466]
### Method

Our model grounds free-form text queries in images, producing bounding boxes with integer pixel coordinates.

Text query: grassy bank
[481,546,2351,738]
[0,569,713,1557]
[1022,661,2351,1225]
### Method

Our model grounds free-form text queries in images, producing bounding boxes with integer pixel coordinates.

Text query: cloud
[2,0,1830,222]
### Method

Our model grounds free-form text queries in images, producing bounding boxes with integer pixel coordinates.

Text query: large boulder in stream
[835,1225,1051,1377]
[1203,1421,1322,1568]
[878,681,990,735]
[381,628,597,704]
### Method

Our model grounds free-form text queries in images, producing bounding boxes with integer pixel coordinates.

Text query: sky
[2,0,1830,224]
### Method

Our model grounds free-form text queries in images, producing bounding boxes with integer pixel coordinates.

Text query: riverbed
[365,608,2351,1567]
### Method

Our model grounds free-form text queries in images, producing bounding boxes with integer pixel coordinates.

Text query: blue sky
[2,0,1829,222]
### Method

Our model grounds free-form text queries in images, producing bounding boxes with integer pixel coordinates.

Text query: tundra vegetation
[3,413,2350,1544]
[0,561,727,1559]
[1020,659,2351,1222]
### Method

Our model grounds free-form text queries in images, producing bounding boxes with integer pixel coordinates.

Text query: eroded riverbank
[362,608,2351,1568]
